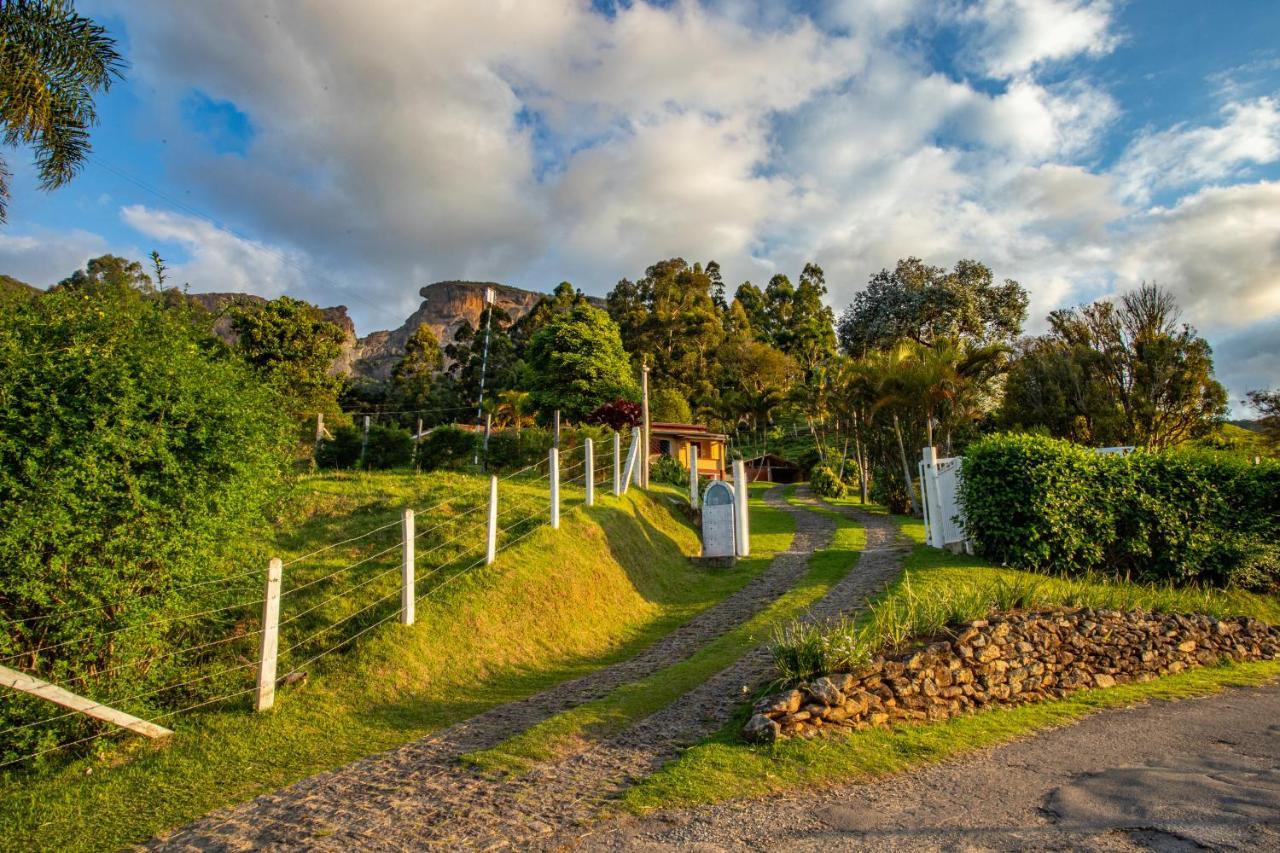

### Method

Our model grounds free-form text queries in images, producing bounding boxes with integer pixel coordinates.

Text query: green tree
[230,295,346,412]
[0,0,124,222]
[650,387,692,423]
[1246,389,1280,449]
[0,271,35,303]
[527,304,638,420]
[1002,284,1227,450]
[57,254,151,291]
[0,280,290,756]
[391,324,443,411]
[837,257,1027,355]
[607,258,725,404]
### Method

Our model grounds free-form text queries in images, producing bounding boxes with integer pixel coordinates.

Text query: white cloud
[0,228,110,287]
[958,0,1119,79]
[121,205,306,298]
[1113,97,1280,202]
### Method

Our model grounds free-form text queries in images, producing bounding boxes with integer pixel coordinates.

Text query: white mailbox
[701,480,737,558]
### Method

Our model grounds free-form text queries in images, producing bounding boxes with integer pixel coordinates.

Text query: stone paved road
[597,681,1280,851]
[151,490,907,850]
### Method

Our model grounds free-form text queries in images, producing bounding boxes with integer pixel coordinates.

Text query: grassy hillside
[0,470,760,851]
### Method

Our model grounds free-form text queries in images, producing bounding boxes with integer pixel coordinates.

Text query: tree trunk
[853,410,868,504]
[893,412,917,516]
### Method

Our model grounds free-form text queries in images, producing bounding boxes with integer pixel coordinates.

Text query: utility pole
[640,358,651,488]
[473,286,496,465]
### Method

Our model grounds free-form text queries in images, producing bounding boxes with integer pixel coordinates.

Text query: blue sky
[2,1,1278,409]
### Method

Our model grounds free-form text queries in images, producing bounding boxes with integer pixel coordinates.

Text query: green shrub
[483,428,553,472]
[651,455,688,487]
[315,424,363,469]
[364,423,414,469]
[0,282,291,762]
[809,465,847,499]
[416,426,479,471]
[961,433,1280,589]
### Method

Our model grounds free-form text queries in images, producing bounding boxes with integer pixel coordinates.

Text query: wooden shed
[742,453,801,483]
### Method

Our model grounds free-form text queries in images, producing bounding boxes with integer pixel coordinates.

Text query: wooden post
[640,361,651,488]
[689,444,699,509]
[550,447,560,529]
[255,557,283,712]
[359,415,371,468]
[584,438,595,507]
[486,475,498,564]
[1,666,173,739]
[401,509,415,625]
[732,460,750,557]
[612,431,622,496]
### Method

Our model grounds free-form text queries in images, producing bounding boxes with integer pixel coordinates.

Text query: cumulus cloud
[121,205,306,298]
[1113,97,1280,202]
[957,0,1120,79]
[0,228,111,287]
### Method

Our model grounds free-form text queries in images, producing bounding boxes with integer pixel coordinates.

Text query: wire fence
[0,436,630,772]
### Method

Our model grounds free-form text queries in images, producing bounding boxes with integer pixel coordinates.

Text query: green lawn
[0,470,765,852]
[462,489,864,775]
[620,499,1280,814]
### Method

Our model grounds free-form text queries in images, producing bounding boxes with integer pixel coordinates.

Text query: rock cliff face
[350,281,547,382]
[192,280,604,385]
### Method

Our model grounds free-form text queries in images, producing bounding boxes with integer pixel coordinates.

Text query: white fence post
[631,427,643,488]
[359,415,371,467]
[550,447,560,529]
[584,438,595,507]
[255,557,283,712]
[401,509,415,625]
[612,431,622,496]
[689,444,699,509]
[732,459,750,557]
[921,446,945,549]
[486,475,498,565]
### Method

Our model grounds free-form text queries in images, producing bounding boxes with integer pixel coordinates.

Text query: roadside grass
[619,500,1280,814]
[461,488,864,775]
[0,470,763,852]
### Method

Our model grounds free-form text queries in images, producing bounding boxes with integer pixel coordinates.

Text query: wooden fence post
[584,438,594,507]
[550,447,560,529]
[486,475,498,565]
[732,460,750,558]
[255,557,283,712]
[401,509,415,625]
[689,444,699,509]
[612,431,622,496]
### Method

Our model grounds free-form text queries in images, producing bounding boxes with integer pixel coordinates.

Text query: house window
[658,439,673,457]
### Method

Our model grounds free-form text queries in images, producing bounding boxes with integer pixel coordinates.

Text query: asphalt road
[597,681,1280,851]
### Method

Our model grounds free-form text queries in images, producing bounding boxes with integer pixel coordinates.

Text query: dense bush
[0,283,291,761]
[809,465,847,499]
[483,428,553,471]
[961,433,1280,589]
[416,426,480,471]
[315,424,363,469]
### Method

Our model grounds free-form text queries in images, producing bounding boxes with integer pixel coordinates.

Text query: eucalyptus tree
[0,0,124,222]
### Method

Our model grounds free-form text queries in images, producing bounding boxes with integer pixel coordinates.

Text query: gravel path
[598,681,1280,851]
[151,489,906,850]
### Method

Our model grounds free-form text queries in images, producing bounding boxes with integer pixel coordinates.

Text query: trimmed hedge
[960,434,1280,589]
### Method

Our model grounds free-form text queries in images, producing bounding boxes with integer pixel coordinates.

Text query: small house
[742,453,801,484]
[649,422,728,480]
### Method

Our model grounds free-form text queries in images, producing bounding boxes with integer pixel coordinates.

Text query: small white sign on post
[701,480,737,558]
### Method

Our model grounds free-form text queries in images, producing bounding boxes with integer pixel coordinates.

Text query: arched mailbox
[701,480,737,558]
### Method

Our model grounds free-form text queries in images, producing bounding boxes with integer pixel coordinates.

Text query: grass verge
[461,488,862,775]
[0,471,761,852]
[620,501,1280,814]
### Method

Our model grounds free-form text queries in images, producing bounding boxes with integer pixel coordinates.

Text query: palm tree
[494,389,533,432]
[0,0,123,222]
[907,338,1009,450]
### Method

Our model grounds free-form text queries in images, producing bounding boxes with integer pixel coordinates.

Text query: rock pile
[745,608,1280,743]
